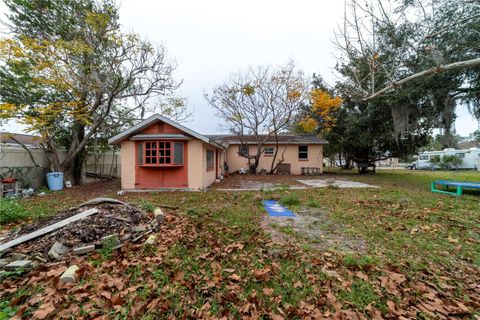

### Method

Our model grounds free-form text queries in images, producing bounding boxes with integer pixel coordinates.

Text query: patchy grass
[0,199,30,224]
[306,199,320,208]
[278,193,300,206]
[339,280,380,310]
[0,171,479,318]
[136,199,156,212]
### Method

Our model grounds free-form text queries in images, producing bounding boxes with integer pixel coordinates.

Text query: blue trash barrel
[46,172,64,191]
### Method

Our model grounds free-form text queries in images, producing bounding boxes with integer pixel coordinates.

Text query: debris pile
[0,198,162,275]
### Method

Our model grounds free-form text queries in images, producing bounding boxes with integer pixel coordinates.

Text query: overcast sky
[1,0,479,135]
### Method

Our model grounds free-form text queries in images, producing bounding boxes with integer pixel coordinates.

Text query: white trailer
[413,148,480,170]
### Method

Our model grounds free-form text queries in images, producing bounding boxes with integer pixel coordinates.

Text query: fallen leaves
[172,270,184,284]
[224,242,244,253]
[262,287,274,296]
[228,273,241,281]
[32,303,56,319]
[447,236,459,243]
[253,265,272,281]
[378,271,407,295]
[1,189,479,320]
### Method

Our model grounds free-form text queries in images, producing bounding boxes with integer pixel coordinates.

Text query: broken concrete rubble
[4,260,34,271]
[0,199,170,275]
[0,208,99,253]
[144,235,157,246]
[131,224,149,233]
[60,265,80,283]
[101,233,120,248]
[0,259,10,268]
[48,242,70,260]
[154,208,165,223]
[9,253,28,261]
[31,253,47,263]
[73,245,95,255]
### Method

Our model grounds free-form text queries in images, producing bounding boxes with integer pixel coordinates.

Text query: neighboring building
[209,134,327,176]
[109,114,328,190]
[414,148,480,170]
[375,157,400,167]
[0,132,120,188]
[0,132,49,188]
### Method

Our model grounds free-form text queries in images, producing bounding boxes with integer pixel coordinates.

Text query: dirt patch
[261,207,367,253]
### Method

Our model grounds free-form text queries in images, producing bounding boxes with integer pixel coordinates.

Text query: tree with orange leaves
[299,88,342,133]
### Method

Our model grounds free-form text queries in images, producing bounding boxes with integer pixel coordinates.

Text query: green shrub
[0,199,29,224]
[279,194,301,206]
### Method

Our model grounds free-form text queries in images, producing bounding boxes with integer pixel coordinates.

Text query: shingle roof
[206,134,328,146]
[0,132,43,147]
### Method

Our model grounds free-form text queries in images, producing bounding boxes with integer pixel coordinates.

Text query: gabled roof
[206,134,328,146]
[108,114,224,149]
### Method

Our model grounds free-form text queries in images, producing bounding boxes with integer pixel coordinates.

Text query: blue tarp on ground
[262,200,296,218]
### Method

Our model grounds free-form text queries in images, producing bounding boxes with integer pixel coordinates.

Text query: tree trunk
[61,122,86,185]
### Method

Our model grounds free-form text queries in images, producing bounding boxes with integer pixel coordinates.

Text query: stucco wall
[120,141,136,189]
[225,144,323,175]
[187,140,203,190]
[187,140,220,190]
[203,144,217,189]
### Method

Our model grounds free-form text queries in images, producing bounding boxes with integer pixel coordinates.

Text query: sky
[1,0,479,136]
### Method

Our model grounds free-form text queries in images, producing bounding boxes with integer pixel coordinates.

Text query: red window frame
[143,141,181,166]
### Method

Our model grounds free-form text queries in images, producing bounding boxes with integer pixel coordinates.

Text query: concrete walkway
[297,178,380,188]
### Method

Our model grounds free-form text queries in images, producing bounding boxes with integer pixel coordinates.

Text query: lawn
[0,171,479,319]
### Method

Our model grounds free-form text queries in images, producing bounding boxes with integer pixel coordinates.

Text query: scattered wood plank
[0,208,99,252]
[105,215,131,223]
[79,197,146,215]
[157,204,181,210]
[79,197,129,207]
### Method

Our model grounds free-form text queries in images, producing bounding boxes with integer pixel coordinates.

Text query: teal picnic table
[431,180,480,196]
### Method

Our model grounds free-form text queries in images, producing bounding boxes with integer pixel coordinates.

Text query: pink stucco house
[109,114,327,190]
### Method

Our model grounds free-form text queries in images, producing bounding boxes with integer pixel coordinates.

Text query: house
[208,134,327,175]
[108,114,226,190]
[108,114,328,190]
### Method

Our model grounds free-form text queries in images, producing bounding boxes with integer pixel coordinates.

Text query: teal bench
[431,180,480,196]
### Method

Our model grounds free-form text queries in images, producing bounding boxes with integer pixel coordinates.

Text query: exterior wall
[128,120,191,189]
[120,141,136,189]
[135,140,188,189]
[225,144,324,175]
[218,150,226,175]
[187,140,221,190]
[203,143,217,189]
[119,118,225,190]
[140,122,184,135]
[187,140,203,190]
